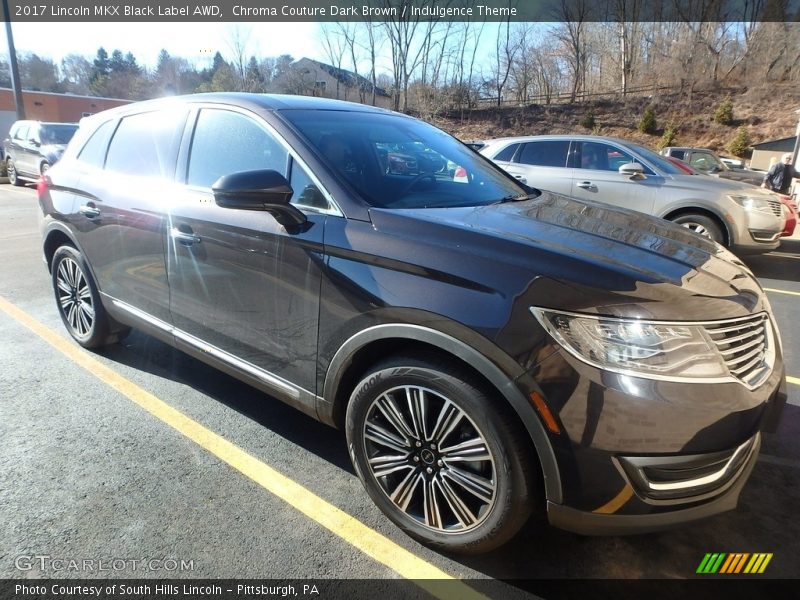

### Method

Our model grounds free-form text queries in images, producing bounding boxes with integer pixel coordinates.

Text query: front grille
[705,313,771,387]
[768,199,782,217]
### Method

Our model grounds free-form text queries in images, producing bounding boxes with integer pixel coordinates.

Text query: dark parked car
[4,120,78,185]
[660,147,765,186]
[39,94,786,554]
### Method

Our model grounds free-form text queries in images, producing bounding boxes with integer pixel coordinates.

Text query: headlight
[531,308,729,380]
[729,194,773,214]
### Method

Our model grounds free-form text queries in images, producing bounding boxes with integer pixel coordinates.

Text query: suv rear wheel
[346,355,535,554]
[7,159,23,186]
[51,245,127,348]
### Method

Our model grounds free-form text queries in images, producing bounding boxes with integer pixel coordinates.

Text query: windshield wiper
[494,193,534,204]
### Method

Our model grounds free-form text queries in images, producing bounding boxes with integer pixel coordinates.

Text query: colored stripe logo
[697,553,773,574]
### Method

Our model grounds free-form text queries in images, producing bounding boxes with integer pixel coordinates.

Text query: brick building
[0,88,130,136]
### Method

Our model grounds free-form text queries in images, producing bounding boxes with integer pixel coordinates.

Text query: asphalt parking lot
[0,184,798,596]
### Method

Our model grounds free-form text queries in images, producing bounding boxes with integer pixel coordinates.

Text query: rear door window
[518,141,570,168]
[105,109,187,178]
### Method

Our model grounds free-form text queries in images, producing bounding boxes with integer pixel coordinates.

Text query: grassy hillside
[434,83,800,161]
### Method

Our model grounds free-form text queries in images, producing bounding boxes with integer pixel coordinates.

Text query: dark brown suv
[38,94,786,553]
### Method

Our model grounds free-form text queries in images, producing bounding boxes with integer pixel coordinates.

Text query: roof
[751,136,796,151]
[80,92,397,122]
[480,134,638,147]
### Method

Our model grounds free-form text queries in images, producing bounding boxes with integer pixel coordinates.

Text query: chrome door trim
[110,297,309,401]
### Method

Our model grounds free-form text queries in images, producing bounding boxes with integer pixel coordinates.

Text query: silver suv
[480,135,784,253]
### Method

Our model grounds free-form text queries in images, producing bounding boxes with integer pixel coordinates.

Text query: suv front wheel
[346,355,535,554]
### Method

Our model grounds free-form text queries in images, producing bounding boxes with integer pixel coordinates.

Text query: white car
[480,135,784,254]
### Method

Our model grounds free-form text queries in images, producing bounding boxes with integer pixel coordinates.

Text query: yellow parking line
[788,376,800,387]
[0,296,486,599]
[764,288,800,297]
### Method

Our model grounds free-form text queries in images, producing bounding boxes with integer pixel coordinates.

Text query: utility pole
[2,0,26,119]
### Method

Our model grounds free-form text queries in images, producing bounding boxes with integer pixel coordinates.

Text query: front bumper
[547,433,760,535]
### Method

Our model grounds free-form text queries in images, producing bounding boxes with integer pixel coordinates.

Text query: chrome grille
[768,199,782,218]
[705,314,771,387]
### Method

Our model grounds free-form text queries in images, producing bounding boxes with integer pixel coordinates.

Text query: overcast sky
[1,22,327,69]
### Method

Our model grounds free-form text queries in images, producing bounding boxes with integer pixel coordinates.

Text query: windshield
[280,110,531,209]
[689,152,729,173]
[41,124,78,145]
[629,143,687,175]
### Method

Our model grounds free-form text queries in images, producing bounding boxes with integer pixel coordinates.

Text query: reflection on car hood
[369,192,766,320]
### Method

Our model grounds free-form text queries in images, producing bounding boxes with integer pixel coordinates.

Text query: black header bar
[3,0,800,23]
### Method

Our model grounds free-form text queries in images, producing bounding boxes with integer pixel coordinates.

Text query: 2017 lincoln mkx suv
[38,94,786,554]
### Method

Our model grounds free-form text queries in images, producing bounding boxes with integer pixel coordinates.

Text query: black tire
[346,355,535,554]
[671,213,725,245]
[51,245,124,348]
[7,159,23,186]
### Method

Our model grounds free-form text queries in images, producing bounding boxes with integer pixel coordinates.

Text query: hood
[665,171,765,194]
[368,192,767,321]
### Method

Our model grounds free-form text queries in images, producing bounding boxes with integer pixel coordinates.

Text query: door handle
[78,204,100,218]
[577,181,597,191]
[170,228,201,245]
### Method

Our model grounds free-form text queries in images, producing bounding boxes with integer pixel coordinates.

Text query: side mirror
[29,138,41,147]
[619,162,646,180]
[212,169,307,230]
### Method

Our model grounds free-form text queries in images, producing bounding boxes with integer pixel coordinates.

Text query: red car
[779,195,797,237]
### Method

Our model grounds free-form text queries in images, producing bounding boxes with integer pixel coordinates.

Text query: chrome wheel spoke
[365,421,411,455]
[440,437,492,462]
[429,400,463,445]
[374,393,415,441]
[405,386,428,441]
[442,465,495,504]
[59,295,75,311]
[79,301,95,320]
[389,469,423,511]
[77,307,91,335]
[67,303,80,331]
[56,278,72,294]
[423,477,442,529]
[58,261,73,288]
[438,474,478,528]
[368,454,412,479]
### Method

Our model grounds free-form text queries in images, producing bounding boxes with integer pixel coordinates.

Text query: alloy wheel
[55,256,95,337]
[361,385,497,533]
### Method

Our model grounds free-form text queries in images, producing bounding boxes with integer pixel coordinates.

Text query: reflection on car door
[74,110,187,324]
[569,141,660,215]
[167,107,325,402]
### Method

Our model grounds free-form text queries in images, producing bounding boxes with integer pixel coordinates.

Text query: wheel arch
[43,226,78,272]
[662,205,731,246]
[319,323,563,504]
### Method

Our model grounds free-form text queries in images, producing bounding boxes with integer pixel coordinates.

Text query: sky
[1,22,327,69]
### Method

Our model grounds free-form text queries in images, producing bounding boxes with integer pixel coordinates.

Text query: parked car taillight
[37,175,49,200]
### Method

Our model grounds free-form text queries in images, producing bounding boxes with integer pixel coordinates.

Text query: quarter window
[518,141,570,167]
[187,109,287,189]
[76,120,116,168]
[493,143,520,162]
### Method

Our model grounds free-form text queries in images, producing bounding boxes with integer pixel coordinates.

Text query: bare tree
[225,24,252,91]
[554,0,592,102]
